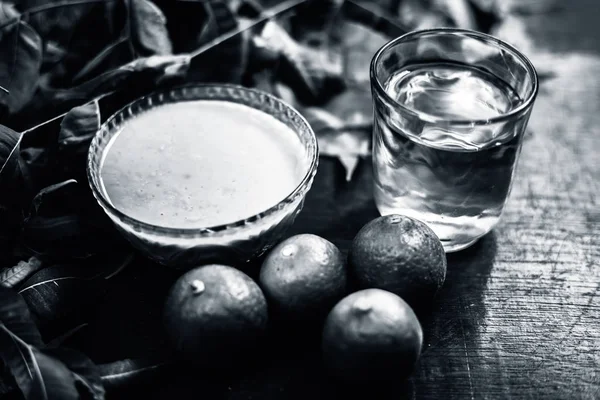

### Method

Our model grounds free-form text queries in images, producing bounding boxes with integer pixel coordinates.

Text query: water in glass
[373,61,524,251]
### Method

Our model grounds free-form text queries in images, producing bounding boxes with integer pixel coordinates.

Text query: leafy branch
[0,285,105,399]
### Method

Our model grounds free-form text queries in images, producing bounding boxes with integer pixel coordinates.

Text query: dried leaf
[340,21,389,88]
[0,256,43,289]
[397,0,455,30]
[303,106,370,182]
[0,3,43,114]
[98,357,174,391]
[129,0,173,56]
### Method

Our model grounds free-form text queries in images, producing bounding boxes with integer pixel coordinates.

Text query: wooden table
[75,1,599,399]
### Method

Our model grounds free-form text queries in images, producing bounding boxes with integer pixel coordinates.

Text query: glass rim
[86,83,319,236]
[370,28,539,126]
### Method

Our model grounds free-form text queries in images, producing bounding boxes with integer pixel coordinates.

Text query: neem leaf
[258,21,345,103]
[21,214,94,260]
[58,101,100,154]
[0,317,104,400]
[0,324,50,399]
[44,348,105,399]
[18,264,108,320]
[129,0,172,56]
[0,125,24,263]
[0,285,43,346]
[0,256,43,289]
[30,179,78,217]
[0,123,24,207]
[48,54,190,105]
[0,373,18,398]
[0,3,43,115]
[188,0,248,83]
[30,349,82,400]
[20,178,125,260]
[17,258,130,335]
[45,323,88,348]
[98,357,173,392]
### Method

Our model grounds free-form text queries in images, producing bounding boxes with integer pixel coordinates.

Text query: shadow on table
[412,231,497,396]
[420,230,497,339]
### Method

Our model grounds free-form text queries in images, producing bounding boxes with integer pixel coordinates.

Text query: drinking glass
[370,28,538,252]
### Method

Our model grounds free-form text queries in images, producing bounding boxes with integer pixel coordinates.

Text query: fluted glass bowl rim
[86,83,319,238]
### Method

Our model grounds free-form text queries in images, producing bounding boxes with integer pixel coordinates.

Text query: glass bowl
[87,84,319,269]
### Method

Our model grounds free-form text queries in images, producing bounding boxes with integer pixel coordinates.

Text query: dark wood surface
[75,1,600,399]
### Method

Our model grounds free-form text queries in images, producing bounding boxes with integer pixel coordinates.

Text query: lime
[259,234,348,323]
[162,264,268,368]
[322,288,423,383]
[348,214,446,309]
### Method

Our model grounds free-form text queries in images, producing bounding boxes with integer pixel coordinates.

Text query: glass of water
[370,28,538,252]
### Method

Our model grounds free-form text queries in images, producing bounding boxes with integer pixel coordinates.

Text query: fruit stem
[190,280,205,295]
[281,244,296,257]
[353,297,372,314]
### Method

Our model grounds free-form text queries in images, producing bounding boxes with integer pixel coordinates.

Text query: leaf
[58,101,101,181]
[188,0,248,83]
[128,0,172,56]
[290,0,345,39]
[0,329,102,400]
[47,54,190,105]
[303,106,370,182]
[16,0,100,44]
[0,324,52,399]
[0,120,25,206]
[30,179,78,217]
[31,349,84,400]
[0,372,18,398]
[0,124,21,184]
[27,0,124,89]
[17,252,133,337]
[0,256,43,289]
[0,287,104,400]
[58,101,100,154]
[0,3,43,115]
[45,323,88,348]
[18,263,111,325]
[0,125,25,265]
[339,21,390,88]
[45,348,105,399]
[256,21,346,104]
[0,285,43,347]
[21,214,96,259]
[397,0,454,30]
[97,357,174,392]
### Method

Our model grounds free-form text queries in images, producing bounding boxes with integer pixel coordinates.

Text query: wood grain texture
[81,1,600,399]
